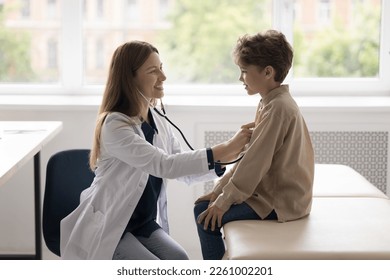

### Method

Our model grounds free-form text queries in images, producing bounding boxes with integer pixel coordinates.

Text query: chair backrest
[42,149,95,257]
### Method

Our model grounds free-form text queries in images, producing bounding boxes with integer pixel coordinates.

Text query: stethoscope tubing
[153,106,244,165]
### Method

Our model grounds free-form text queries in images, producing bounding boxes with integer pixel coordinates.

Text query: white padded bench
[224,197,390,259]
[223,164,390,260]
[313,164,387,198]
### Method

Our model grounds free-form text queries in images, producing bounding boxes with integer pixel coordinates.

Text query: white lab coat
[60,111,218,259]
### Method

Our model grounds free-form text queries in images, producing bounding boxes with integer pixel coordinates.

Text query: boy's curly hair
[233,30,293,83]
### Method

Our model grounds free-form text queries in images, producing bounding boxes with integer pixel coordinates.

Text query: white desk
[0,121,62,259]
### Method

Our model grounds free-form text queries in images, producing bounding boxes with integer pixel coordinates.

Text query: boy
[194,30,315,260]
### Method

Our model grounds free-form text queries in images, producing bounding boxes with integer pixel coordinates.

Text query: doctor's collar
[141,108,158,134]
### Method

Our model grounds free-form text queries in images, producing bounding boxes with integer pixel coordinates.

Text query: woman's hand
[210,121,254,164]
[227,121,255,154]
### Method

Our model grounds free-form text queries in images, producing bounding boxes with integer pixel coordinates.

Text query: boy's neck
[260,82,282,98]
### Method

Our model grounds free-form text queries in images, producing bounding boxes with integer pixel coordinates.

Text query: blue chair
[42,149,95,257]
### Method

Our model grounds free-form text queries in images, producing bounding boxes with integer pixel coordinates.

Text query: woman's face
[134,52,166,100]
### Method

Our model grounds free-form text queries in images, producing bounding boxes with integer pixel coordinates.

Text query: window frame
[274,0,390,96]
[0,0,389,97]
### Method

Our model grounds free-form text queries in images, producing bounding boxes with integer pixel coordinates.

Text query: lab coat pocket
[74,204,105,259]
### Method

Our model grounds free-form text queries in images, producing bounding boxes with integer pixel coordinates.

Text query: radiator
[200,130,388,194]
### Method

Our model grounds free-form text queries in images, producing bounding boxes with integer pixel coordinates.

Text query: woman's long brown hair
[89,41,159,170]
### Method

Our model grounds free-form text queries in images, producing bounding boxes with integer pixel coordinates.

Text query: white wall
[1,97,390,259]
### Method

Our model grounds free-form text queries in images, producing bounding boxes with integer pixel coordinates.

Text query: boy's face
[237,61,272,96]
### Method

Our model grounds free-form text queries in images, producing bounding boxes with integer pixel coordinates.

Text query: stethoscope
[138,90,244,165]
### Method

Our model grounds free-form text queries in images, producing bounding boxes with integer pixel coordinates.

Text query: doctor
[60,41,253,260]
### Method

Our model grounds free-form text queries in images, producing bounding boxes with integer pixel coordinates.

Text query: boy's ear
[264,66,274,78]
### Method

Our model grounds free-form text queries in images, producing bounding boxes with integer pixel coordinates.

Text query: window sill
[0,94,102,111]
[1,94,390,112]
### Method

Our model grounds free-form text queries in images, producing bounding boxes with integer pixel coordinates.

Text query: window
[47,0,57,19]
[293,0,381,78]
[0,0,389,95]
[20,0,30,18]
[158,0,170,21]
[126,0,140,21]
[96,0,104,19]
[317,0,331,24]
[47,39,58,69]
[290,0,386,94]
[83,0,273,85]
[0,0,62,84]
[95,39,104,69]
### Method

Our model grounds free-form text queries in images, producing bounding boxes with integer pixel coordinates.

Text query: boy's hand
[194,192,218,205]
[197,202,226,231]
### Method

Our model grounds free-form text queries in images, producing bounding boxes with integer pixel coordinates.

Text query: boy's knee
[193,201,209,218]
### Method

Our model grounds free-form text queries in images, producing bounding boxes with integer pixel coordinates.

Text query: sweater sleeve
[212,164,235,195]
